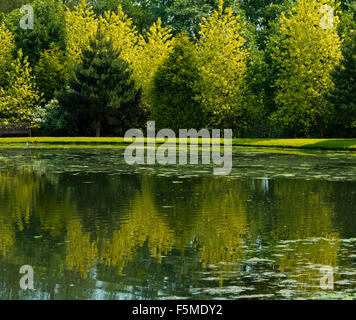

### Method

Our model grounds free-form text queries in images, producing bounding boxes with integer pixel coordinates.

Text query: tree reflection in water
[0,149,355,299]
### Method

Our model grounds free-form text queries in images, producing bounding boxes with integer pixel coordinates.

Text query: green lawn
[230,138,356,150]
[0,137,355,150]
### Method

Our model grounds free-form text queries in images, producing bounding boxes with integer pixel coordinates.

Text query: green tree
[87,0,245,36]
[34,44,69,102]
[3,0,66,66]
[57,28,142,137]
[337,1,356,38]
[0,0,27,14]
[238,0,292,48]
[151,35,205,131]
[91,0,157,34]
[270,0,342,137]
[327,30,356,137]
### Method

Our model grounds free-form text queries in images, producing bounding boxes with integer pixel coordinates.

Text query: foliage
[65,1,138,67]
[34,44,69,102]
[131,18,173,111]
[0,0,355,137]
[3,0,66,66]
[0,23,15,85]
[151,35,205,132]
[327,30,356,137]
[270,0,342,137]
[238,0,293,48]
[65,0,97,68]
[31,98,75,135]
[98,5,138,63]
[0,50,42,124]
[337,0,356,37]
[0,0,27,14]
[91,0,158,34]
[196,0,258,131]
[57,29,143,137]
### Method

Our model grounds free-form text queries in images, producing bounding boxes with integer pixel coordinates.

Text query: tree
[0,50,42,123]
[237,0,292,48]
[337,0,356,38]
[327,30,356,137]
[3,0,66,66]
[65,2,138,68]
[131,18,173,112]
[98,5,138,64]
[0,23,15,85]
[34,44,69,102]
[65,0,97,68]
[91,0,157,34]
[270,0,342,137]
[57,28,142,137]
[0,0,27,14]
[151,35,205,132]
[87,0,246,36]
[196,0,254,130]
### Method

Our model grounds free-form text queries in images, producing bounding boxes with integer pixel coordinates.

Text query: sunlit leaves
[270,0,342,137]
[0,23,15,85]
[0,50,42,124]
[65,0,98,67]
[195,0,251,129]
[131,18,173,110]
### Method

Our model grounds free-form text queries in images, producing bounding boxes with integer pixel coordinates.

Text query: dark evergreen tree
[151,35,205,132]
[57,28,143,137]
[327,31,356,137]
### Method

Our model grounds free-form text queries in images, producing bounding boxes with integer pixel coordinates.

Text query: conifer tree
[57,28,142,137]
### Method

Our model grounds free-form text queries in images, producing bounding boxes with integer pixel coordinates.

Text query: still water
[0,146,355,300]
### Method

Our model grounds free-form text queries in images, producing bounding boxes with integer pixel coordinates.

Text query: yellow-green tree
[98,6,138,64]
[0,50,42,123]
[196,0,250,129]
[131,18,173,111]
[65,2,140,77]
[270,0,342,137]
[65,0,97,68]
[0,24,15,85]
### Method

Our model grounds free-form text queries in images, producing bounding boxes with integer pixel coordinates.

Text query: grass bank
[0,137,355,150]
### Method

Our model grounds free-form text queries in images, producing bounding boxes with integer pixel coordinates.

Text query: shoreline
[0,137,355,151]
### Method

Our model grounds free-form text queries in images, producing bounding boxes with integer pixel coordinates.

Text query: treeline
[0,0,355,137]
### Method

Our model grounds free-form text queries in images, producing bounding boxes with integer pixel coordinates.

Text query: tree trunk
[96,120,101,137]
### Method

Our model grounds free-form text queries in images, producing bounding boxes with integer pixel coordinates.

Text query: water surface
[0,147,355,300]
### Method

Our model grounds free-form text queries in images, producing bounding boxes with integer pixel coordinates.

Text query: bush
[31,99,74,136]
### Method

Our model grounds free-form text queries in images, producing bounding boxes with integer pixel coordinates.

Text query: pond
[0,146,355,300]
